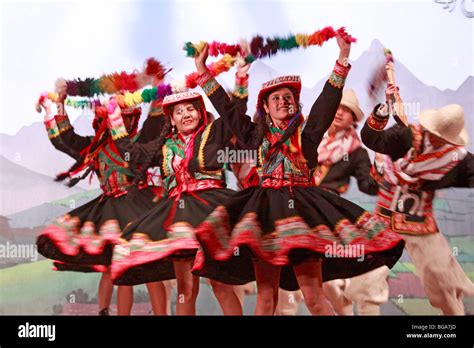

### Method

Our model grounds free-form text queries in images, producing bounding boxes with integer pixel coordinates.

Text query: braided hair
[255,87,303,167]
[251,113,269,150]
[263,111,303,173]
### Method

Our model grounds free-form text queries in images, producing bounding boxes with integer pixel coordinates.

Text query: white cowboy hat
[340,88,364,122]
[418,104,468,146]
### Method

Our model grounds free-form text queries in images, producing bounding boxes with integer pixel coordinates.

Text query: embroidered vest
[96,134,144,197]
[160,125,225,196]
[374,125,438,235]
[256,122,312,188]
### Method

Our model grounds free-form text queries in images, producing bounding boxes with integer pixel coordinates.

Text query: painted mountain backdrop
[1,39,471,217]
[0,39,472,315]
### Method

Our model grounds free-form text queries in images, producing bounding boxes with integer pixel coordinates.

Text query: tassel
[66,177,81,188]
[184,26,356,62]
[183,42,197,57]
[336,27,357,43]
[141,88,153,103]
[250,35,264,57]
[55,172,70,182]
[115,95,126,109]
[119,72,139,92]
[145,58,165,79]
[157,84,172,99]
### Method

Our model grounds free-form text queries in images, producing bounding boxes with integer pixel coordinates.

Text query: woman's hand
[236,62,251,78]
[336,33,351,65]
[38,97,54,120]
[40,97,52,112]
[55,78,68,104]
[195,43,209,75]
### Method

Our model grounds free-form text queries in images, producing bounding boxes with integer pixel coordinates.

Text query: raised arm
[360,103,412,161]
[136,100,166,143]
[302,35,351,168]
[195,44,256,149]
[107,105,163,169]
[232,63,250,115]
[40,98,90,160]
[55,80,93,152]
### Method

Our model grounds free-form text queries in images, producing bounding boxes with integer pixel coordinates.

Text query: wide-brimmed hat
[340,88,364,122]
[418,104,468,146]
[256,75,302,114]
[163,91,206,120]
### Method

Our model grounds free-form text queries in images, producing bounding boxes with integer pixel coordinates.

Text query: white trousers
[324,232,474,315]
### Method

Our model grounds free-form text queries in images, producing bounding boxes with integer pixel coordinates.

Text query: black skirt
[192,186,405,291]
[52,262,107,273]
[111,188,235,285]
[36,187,156,271]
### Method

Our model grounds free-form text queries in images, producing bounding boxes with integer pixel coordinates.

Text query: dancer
[193,36,405,315]
[36,86,166,316]
[361,84,474,315]
[277,87,380,315]
[313,88,390,315]
[108,88,243,315]
[313,88,378,195]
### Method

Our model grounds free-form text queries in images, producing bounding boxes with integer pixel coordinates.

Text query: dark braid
[133,117,172,185]
[252,114,268,150]
[186,127,203,175]
[122,114,142,184]
[65,165,94,187]
[256,89,303,168]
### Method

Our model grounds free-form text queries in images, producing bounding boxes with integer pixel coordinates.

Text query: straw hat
[418,104,468,146]
[340,88,364,122]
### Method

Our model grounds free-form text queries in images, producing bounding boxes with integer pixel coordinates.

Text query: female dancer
[36,88,166,315]
[192,35,405,315]
[108,87,244,315]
